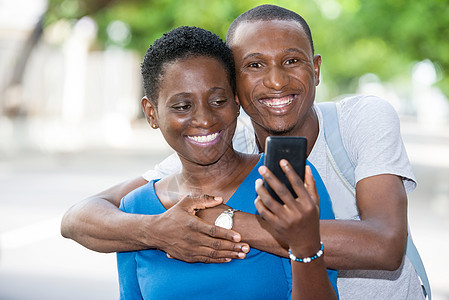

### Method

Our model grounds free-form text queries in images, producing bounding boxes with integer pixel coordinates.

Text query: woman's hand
[254,159,321,256]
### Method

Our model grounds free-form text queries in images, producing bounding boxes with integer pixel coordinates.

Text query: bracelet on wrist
[288,242,324,263]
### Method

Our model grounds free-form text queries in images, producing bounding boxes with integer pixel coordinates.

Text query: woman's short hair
[141,26,235,103]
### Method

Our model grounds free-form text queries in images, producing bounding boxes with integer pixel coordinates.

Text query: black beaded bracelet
[288,242,324,263]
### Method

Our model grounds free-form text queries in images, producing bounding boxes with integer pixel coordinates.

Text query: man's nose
[263,66,289,90]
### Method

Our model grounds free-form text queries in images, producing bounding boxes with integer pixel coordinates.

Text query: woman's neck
[156,149,259,209]
[178,149,251,193]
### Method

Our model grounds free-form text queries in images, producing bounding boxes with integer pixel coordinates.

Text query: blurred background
[0,0,448,299]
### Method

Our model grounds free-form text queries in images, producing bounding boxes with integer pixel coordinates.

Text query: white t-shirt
[142,96,424,299]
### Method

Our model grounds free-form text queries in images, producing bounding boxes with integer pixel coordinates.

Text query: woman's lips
[186,131,222,146]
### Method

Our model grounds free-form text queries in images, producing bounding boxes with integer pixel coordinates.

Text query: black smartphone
[263,136,307,204]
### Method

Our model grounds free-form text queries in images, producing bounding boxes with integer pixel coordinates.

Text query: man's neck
[254,107,319,156]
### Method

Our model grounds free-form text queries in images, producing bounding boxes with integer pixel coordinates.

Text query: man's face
[231,20,321,135]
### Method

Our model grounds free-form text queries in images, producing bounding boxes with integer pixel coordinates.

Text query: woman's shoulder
[120,180,159,213]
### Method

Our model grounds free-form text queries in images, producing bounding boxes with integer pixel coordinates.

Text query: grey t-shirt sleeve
[141,152,181,181]
[339,95,416,194]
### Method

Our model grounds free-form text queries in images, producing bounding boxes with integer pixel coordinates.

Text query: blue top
[117,155,338,299]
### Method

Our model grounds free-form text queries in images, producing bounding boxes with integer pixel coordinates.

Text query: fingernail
[232,234,241,242]
[242,245,249,253]
[214,196,223,201]
[238,252,246,259]
[258,166,267,175]
[305,165,311,174]
[255,179,263,189]
[225,258,232,262]
[280,159,288,167]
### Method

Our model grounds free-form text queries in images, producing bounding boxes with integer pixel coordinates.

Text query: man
[61,5,424,299]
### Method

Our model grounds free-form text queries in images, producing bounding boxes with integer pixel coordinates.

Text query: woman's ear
[141,96,158,129]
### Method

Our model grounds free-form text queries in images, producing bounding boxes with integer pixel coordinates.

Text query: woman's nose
[190,105,215,128]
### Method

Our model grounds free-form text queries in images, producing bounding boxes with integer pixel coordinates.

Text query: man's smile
[258,94,296,108]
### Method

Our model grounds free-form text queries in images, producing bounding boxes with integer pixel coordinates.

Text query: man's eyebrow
[284,47,308,55]
[241,52,263,61]
[241,48,309,61]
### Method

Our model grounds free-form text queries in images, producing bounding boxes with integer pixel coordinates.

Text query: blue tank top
[117,155,338,299]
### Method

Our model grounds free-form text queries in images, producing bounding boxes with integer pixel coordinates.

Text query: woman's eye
[172,104,191,111]
[212,99,227,106]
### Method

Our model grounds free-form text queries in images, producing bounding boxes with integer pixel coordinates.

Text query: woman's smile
[186,130,222,146]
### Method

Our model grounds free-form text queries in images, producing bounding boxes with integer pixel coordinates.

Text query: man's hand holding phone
[255,160,321,253]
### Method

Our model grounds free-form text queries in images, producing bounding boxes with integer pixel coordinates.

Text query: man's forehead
[229,19,312,56]
[230,19,306,45]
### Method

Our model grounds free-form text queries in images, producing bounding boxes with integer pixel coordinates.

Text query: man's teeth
[260,95,294,107]
[188,132,219,143]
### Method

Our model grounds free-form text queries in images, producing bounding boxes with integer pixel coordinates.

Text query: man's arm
[61,177,250,262]
[320,174,407,270]
[200,173,407,271]
[61,176,152,252]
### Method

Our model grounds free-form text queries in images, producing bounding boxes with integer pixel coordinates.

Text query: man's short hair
[226,4,314,54]
[141,26,235,102]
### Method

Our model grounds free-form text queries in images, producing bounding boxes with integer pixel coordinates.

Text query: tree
[43,0,449,99]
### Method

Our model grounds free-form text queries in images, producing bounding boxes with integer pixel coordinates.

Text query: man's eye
[285,58,299,65]
[247,62,262,68]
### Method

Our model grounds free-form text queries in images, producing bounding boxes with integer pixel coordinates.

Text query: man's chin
[265,124,296,136]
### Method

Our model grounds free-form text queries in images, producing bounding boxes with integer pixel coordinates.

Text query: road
[0,120,448,299]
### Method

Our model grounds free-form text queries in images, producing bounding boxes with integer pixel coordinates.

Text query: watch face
[215,214,233,229]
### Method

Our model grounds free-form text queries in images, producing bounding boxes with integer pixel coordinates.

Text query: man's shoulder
[338,94,392,112]
[333,95,400,130]
[316,95,395,124]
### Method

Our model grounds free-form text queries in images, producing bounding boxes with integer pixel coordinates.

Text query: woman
[117,26,337,299]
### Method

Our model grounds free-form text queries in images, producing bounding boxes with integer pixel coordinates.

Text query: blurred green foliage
[45,0,449,99]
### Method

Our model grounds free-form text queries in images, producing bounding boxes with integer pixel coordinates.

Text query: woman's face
[143,56,238,166]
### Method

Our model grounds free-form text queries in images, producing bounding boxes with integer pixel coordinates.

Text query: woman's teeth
[187,132,219,143]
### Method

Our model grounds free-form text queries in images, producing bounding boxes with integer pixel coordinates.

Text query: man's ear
[141,96,158,129]
[234,95,240,106]
[234,95,241,116]
[313,54,322,86]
